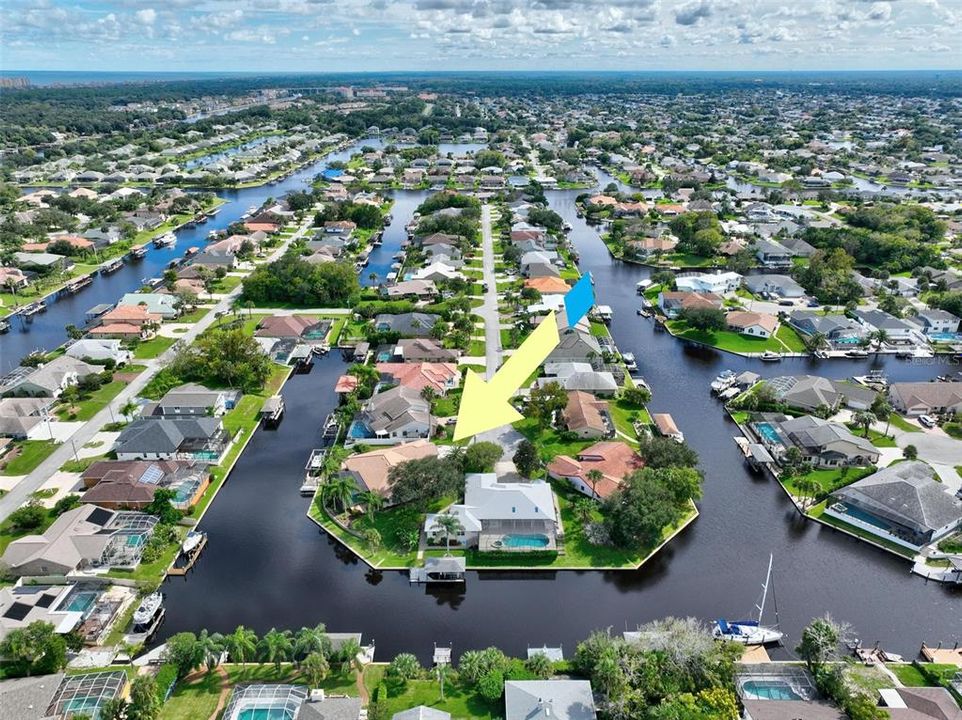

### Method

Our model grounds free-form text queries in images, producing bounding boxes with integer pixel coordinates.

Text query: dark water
[0,139,385,368]
[362,191,428,287]
[157,185,961,661]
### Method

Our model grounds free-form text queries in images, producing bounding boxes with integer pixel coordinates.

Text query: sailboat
[713,554,784,645]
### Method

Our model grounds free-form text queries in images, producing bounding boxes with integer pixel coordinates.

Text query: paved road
[0,217,314,522]
[478,204,502,381]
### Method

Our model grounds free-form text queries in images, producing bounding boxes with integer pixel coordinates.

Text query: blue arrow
[563,273,594,328]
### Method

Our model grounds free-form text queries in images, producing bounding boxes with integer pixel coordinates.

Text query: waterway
[155,180,961,662]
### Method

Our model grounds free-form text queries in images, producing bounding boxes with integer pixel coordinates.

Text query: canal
[156,182,960,662]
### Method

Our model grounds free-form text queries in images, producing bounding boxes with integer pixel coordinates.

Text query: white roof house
[675,271,742,295]
[66,339,131,364]
[425,474,558,536]
[504,680,597,720]
[117,293,179,319]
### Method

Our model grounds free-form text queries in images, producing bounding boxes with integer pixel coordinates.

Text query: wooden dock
[921,644,962,667]
[168,533,207,576]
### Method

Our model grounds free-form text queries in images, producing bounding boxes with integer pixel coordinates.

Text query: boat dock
[62,275,94,294]
[100,257,125,274]
[920,643,962,667]
[301,448,327,495]
[168,531,208,576]
[409,556,466,584]
[259,395,285,426]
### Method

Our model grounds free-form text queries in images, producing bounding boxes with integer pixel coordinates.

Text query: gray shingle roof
[0,672,63,720]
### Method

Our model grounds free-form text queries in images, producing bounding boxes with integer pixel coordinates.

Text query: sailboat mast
[755,554,773,626]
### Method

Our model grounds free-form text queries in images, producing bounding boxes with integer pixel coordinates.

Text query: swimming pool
[236,709,295,720]
[500,534,551,549]
[754,422,781,445]
[63,590,98,614]
[347,420,373,439]
[741,679,803,701]
[929,332,961,342]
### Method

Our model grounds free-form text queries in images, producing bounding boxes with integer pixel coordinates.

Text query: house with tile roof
[560,391,613,439]
[547,441,644,500]
[376,363,460,395]
[339,440,438,499]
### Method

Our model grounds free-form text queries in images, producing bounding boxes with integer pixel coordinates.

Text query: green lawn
[132,336,177,360]
[775,325,808,352]
[513,417,593,467]
[887,413,922,433]
[844,424,897,448]
[667,320,803,355]
[467,339,485,357]
[783,466,874,500]
[608,398,646,442]
[0,440,59,476]
[365,665,500,720]
[309,496,422,568]
[176,307,210,324]
[55,380,127,421]
[157,670,222,720]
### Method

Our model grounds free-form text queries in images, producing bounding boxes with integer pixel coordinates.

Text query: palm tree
[803,331,829,354]
[321,475,356,514]
[224,625,257,665]
[259,628,293,672]
[358,490,383,520]
[294,623,331,663]
[873,398,894,436]
[197,629,224,674]
[434,512,462,556]
[364,527,382,550]
[120,400,138,423]
[853,410,877,438]
[303,651,330,688]
[870,328,889,353]
[337,637,363,675]
[573,498,594,525]
[585,469,604,499]
[792,478,822,512]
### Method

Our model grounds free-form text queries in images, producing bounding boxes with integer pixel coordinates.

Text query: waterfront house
[373,312,439,338]
[504,680,597,720]
[547,441,644,500]
[827,461,962,550]
[0,356,100,399]
[764,375,876,413]
[409,261,464,284]
[913,308,960,337]
[392,339,460,363]
[0,582,88,641]
[113,417,230,463]
[754,239,793,269]
[353,385,433,444]
[626,236,679,259]
[117,293,182,321]
[560,391,613,439]
[81,459,209,511]
[852,309,915,342]
[742,274,806,298]
[1,505,158,576]
[874,686,962,720]
[91,305,161,341]
[538,362,618,396]
[393,707,451,720]
[652,413,684,442]
[657,291,723,319]
[675,271,742,295]
[768,414,879,468]
[789,311,866,345]
[545,329,602,365]
[255,315,331,342]
[144,383,239,418]
[375,363,460,395]
[424,474,560,552]
[889,382,962,417]
[65,339,131,365]
[0,266,30,291]
[339,439,438,500]
[726,311,779,339]
[525,276,571,295]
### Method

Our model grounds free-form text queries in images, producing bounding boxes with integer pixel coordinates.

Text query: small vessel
[153,232,176,248]
[846,348,869,359]
[711,370,736,393]
[130,246,148,259]
[181,531,205,555]
[185,246,200,257]
[63,276,93,294]
[132,591,164,629]
[714,554,783,646]
[760,351,781,362]
[0,319,9,334]
[101,258,124,274]
[622,352,637,371]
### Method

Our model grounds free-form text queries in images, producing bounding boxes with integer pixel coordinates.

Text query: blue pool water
[928,332,960,342]
[755,422,781,444]
[501,534,551,549]
[236,709,295,720]
[348,421,372,439]
[64,590,98,613]
[741,680,803,701]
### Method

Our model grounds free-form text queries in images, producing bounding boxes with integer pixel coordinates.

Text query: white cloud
[135,8,156,25]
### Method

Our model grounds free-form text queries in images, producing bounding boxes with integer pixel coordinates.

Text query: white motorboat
[714,554,784,645]
[710,370,736,393]
[181,530,205,555]
[622,352,637,371]
[153,232,176,248]
[760,351,781,362]
[132,591,164,628]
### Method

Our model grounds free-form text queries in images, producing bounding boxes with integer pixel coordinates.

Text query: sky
[2,0,960,73]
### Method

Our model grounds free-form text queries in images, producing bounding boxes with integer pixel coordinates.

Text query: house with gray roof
[113,416,229,463]
[0,582,86,640]
[393,339,460,363]
[754,239,793,269]
[913,308,960,336]
[424,474,561,552]
[117,292,179,319]
[789,311,867,345]
[392,708,451,720]
[765,414,879,468]
[545,329,602,366]
[504,679,597,720]
[827,461,962,549]
[297,695,364,720]
[0,673,65,720]
[144,383,239,418]
[0,356,100,398]
[852,309,915,342]
[65,339,131,365]
[889,382,962,417]
[538,362,618,396]
[374,312,440,338]
[743,274,806,299]
[354,385,433,445]
[765,375,877,413]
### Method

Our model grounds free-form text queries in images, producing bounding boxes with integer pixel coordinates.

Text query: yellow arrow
[453,310,561,441]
